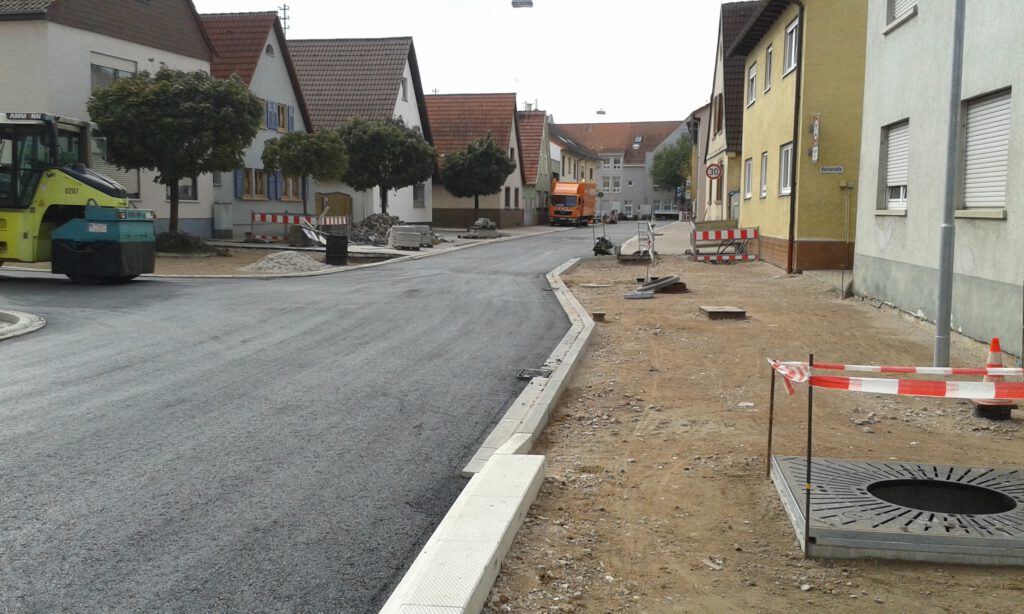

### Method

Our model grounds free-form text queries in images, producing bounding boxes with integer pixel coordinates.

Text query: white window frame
[601,158,611,170]
[612,157,622,170]
[759,152,768,198]
[747,63,757,106]
[764,45,773,92]
[779,143,793,195]
[783,18,799,76]
[612,176,621,193]
[883,121,910,210]
[743,157,753,199]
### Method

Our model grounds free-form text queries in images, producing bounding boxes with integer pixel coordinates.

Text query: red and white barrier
[693,228,759,241]
[777,360,1024,378]
[768,358,1024,400]
[251,213,316,225]
[695,254,758,263]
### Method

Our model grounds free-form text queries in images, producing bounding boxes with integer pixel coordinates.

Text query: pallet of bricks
[690,223,760,263]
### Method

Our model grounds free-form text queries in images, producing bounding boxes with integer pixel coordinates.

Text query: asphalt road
[0,225,637,613]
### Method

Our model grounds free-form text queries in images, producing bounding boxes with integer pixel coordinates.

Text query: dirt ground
[486,256,1024,614]
[10,249,321,276]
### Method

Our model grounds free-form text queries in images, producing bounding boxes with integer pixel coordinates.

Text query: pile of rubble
[349,213,402,245]
[240,251,331,273]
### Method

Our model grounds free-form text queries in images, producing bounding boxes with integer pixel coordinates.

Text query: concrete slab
[772,455,1024,565]
[699,305,747,320]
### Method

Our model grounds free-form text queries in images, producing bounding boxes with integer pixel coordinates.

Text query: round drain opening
[867,479,1017,515]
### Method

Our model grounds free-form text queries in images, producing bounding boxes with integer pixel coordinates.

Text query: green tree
[336,117,435,216]
[262,131,349,214]
[88,68,261,234]
[649,135,693,195]
[439,134,517,216]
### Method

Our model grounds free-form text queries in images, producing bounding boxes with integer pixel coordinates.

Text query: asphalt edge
[0,310,46,341]
[379,258,593,613]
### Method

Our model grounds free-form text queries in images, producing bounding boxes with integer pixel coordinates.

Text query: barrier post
[767,365,776,478]
[804,353,814,558]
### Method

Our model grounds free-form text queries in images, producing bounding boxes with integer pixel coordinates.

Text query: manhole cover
[771,456,1024,566]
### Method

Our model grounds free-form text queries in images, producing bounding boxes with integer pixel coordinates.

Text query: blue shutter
[235,169,244,198]
[267,100,277,130]
[267,171,277,200]
[287,106,295,132]
[276,172,285,200]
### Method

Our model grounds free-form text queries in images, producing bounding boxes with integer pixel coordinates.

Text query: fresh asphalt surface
[0,225,636,613]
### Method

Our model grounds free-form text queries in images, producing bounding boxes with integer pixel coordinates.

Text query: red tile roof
[289,37,414,130]
[199,11,312,133]
[553,121,686,165]
[425,93,518,162]
[721,0,761,152]
[517,110,546,186]
[200,12,277,84]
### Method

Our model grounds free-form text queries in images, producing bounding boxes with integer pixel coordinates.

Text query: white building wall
[854,0,1024,356]
[42,22,213,235]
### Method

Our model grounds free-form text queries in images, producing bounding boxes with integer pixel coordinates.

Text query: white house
[0,0,217,236]
[854,0,1024,357]
[289,37,433,225]
[200,12,312,240]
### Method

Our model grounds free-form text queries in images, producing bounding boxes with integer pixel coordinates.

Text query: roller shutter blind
[963,91,1011,209]
[886,122,909,187]
[90,153,139,197]
[890,0,916,22]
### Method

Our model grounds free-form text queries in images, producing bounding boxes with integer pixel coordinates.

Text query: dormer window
[632,136,643,150]
[265,44,275,57]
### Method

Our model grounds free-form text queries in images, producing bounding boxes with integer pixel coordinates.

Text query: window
[713,94,724,134]
[254,169,266,198]
[601,157,611,170]
[779,143,794,195]
[282,175,302,201]
[963,90,1011,209]
[401,77,408,102]
[241,168,267,199]
[612,157,622,169]
[413,183,425,208]
[167,177,197,201]
[510,147,515,160]
[764,45,773,92]
[888,0,917,24]
[760,152,768,198]
[747,63,757,106]
[612,176,621,193]
[276,104,288,134]
[514,187,520,209]
[90,53,136,93]
[588,168,593,180]
[265,44,275,56]
[212,171,222,187]
[783,18,799,75]
[883,121,909,209]
[602,176,610,191]
[627,180,633,187]
[504,186,511,208]
[743,157,753,199]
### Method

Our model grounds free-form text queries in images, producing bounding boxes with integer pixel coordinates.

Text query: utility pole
[278,5,290,34]
[933,0,966,367]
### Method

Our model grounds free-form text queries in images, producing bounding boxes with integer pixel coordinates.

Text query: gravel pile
[240,251,331,273]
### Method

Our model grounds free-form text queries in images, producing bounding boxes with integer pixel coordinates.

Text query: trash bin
[325,234,348,266]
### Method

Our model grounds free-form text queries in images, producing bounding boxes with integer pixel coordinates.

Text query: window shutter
[885,122,909,187]
[268,172,278,200]
[287,106,295,132]
[963,91,1011,209]
[267,100,277,130]
[276,172,285,199]
[235,169,244,198]
[891,0,916,21]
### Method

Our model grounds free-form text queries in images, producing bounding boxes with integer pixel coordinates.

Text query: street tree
[649,134,693,195]
[336,117,435,216]
[439,134,517,217]
[88,67,262,234]
[262,131,349,214]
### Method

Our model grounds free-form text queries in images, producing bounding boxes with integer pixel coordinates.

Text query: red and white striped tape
[320,216,347,225]
[693,229,759,241]
[777,361,1024,378]
[253,235,288,242]
[768,359,1024,400]
[696,254,758,262]
[251,213,316,224]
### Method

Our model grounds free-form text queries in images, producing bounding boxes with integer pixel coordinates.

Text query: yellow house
[729,0,866,272]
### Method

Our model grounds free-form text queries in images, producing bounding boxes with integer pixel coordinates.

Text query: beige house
[703,0,759,222]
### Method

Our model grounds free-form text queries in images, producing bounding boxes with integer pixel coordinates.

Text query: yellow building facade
[731,0,866,271]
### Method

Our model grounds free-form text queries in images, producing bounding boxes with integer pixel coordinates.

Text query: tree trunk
[474,193,479,218]
[169,180,179,234]
[380,186,389,216]
[301,174,308,215]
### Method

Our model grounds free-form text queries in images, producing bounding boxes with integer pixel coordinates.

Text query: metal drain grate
[771,455,1024,565]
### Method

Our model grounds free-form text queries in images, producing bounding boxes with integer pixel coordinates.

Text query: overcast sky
[191,0,725,124]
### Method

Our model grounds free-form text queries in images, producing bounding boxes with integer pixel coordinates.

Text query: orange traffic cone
[973,337,1017,420]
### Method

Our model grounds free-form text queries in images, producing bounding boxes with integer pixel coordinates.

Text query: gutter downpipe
[933,0,966,367]
[785,0,806,274]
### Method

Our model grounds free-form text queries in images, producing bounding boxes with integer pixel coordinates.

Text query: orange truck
[549,180,597,226]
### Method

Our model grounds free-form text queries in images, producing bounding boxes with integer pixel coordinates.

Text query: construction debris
[623,275,687,299]
[458,218,507,239]
[240,251,331,273]
[350,214,402,245]
[593,236,614,256]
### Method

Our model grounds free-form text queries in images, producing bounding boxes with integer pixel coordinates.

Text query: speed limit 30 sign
[706,163,722,180]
